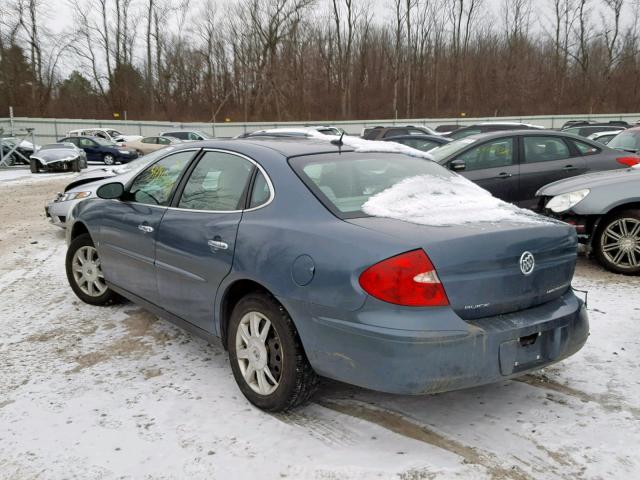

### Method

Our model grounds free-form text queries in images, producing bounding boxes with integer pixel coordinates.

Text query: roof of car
[169,136,354,158]
[459,129,598,142]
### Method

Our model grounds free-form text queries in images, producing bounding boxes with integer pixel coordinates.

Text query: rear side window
[362,128,380,140]
[571,139,600,156]
[167,132,187,140]
[178,151,254,211]
[455,138,515,171]
[128,151,193,206]
[249,170,271,208]
[523,136,571,163]
[141,137,156,144]
[290,153,453,217]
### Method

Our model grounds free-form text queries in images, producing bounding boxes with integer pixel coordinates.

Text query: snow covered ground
[0,171,638,480]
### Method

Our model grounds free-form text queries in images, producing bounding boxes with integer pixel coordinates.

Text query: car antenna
[331,131,345,148]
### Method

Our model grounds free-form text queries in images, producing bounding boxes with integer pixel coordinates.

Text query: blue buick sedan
[65,137,589,411]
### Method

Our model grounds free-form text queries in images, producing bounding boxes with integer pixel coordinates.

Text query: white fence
[1,113,639,144]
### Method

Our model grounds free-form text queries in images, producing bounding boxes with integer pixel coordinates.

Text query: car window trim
[448,135,516,169]
[168,148,275,214]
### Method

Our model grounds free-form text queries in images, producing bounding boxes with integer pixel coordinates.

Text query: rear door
[518,135,587,208]
[98,150,195,301]
[448,136,520,202]
[78,137,101,162]
[154,150,259,332]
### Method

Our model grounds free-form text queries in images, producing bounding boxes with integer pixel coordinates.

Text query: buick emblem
[520,251,535,275]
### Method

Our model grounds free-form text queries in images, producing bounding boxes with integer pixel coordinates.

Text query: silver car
[46,149,170,227]
[537,164,640,275]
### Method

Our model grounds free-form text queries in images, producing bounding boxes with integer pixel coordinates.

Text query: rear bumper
[294,291,588,395]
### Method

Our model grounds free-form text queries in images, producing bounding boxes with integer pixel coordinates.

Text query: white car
[65,128,142,144]
[587,130,623,145]
[45,149,169,228]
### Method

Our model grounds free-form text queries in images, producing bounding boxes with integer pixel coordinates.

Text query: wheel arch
[218,278,281,350]
[69,220,90,242]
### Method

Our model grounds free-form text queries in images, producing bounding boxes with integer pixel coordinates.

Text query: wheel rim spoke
[235,310,282,397]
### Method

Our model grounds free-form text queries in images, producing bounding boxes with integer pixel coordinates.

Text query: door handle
[208,239,229,250]
[497,172,512,178]
[138,224,154,233]
[563,165,578,171]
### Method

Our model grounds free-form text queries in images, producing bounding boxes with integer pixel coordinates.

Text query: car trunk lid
[347,216,577,320]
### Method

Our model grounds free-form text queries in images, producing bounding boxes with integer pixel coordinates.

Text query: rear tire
[66,233,121,305]
[29,158,39,173]
[594,210,640,275]
[228,293,318,412]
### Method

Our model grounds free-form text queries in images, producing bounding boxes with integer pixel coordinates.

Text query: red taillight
[359,249,449,307]
[616,156,640,167]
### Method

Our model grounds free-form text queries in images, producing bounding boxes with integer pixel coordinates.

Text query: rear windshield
[289,152,453,218]
[608,130,640,152]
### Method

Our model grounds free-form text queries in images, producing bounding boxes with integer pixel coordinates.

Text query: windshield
[428,138,477,162]
[290,152,453,217]
[112,148,170,174]
[608,130,640,152]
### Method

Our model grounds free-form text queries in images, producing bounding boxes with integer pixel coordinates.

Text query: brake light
[359,249,449,307]
[616,156,640,167]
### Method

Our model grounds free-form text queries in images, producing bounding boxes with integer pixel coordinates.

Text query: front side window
[79,138,96,147]
[158,137,171,145]
[455,138,514,171]
[128,151,194,205]
[523,136,571,163]
[178,152,254,211]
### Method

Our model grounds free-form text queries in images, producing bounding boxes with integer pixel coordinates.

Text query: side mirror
[450,159,466,171]
[97,182,125,200]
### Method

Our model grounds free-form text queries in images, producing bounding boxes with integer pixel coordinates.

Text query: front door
[154,150,256,332]
[451,137,520,203]
[98,150,195,300]
[518,135,587,209]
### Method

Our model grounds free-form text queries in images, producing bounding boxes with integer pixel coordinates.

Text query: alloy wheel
[103,154,115,165]
[601,217,640,268]
[71,246,107,297]
[235,311,282,396]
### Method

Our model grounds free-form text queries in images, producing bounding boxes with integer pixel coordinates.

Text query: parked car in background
[122,135,182,155]
[435,124,466,133]
[1,137,40,164]
[29,143,87,173]
[429,130,639,209]
[361,125,440,139]
[64,138,588,412]
[560,120,629,130]
[46,150,167,228]
[560,123,629,139]
[606,126,640,154]
[443,122,544,140]
[587,130,623,145]
[537,164,640,275]
[160,130,214,141]
[66,128,142,144]
[58,135,138,165]
[237,126,346,139]
[381,134,451,152]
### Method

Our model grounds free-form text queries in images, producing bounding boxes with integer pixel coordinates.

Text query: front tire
[66,233,120,305]
[228,293,318,412]
[594,210,640,275]
[29,158,39,173]
[103,154,115,165]
[72,159,81,172]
